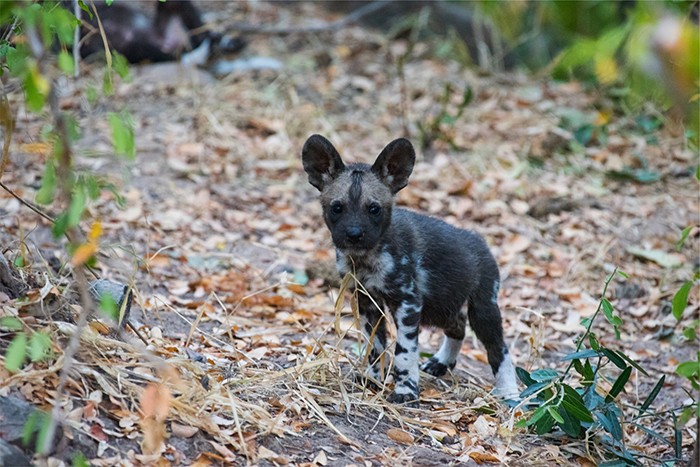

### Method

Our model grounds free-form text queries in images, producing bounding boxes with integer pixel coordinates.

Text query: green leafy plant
[0,1,135,455]
[516,269,671,465]
[670,222,699,460]
[1,317,53,373]
[473,1,699,148]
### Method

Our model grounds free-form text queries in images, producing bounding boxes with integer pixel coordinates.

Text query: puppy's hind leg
[468,281,519,399]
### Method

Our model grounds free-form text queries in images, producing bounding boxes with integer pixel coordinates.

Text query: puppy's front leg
[357,292,387,385]
[389,295,421,405]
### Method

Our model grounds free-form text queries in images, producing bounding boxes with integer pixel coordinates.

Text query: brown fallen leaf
[140,383,171,455]
[469,451,501,463]
[171,422,199,438]
[258,445,289,465]
[208,441,237,462]
[387,428,414,445]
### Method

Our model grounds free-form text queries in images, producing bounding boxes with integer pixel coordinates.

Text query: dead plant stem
[42,266,92,455]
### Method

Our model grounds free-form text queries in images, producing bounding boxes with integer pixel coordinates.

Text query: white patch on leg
[393,301,420,393]
[492,279,500,306]
[493,352,519,399]
[433,336,463,367]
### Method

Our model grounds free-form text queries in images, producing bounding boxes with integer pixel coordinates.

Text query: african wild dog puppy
[302,135,519,405]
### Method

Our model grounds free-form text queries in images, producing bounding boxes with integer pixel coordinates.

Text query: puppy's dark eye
[368,204,381,216]
[331,203,343,214]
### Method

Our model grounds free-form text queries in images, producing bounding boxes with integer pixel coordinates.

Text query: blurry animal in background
[72,0,245,65]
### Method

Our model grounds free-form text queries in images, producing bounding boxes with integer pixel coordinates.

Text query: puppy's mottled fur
[302,135,518,404]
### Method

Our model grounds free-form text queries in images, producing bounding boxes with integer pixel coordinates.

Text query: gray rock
[0,396,36,443]
[0,439,31,467]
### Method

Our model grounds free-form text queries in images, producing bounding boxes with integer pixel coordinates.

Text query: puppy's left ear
[372,138,415,194]
[302,134,346,191]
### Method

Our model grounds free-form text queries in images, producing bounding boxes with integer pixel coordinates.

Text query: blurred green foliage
[473,0,699,146]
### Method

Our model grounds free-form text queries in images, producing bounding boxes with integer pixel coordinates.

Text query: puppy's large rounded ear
[301,135,346,191]
[371,138,415,194]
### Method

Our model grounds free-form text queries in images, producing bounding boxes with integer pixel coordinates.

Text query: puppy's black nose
[345,226,363,243]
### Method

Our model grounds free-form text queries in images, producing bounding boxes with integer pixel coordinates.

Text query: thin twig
[42,266,93,454]
[73,0,81,78]
[0,180,56,224]
[0,84,13,180]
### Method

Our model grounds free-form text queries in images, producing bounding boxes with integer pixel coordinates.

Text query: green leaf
[108,112,135,159]
[57,50,74,75]
[111,52,130,79]
[34,410,51,452]
[526,406,548,426]
[66,186,86,228]
[639,375,665,414]
[683,325,697,341]
[601,348,627,370]
[615,350,649,376]
[606,366,632,402]
[678,406,696,426]
[103,68,114,95]
[24,63,48,112]
[35,160,56,205]
[561,385,594,423]
[616,270,629,279]
[28,331,52,362]
[557,409,582,438]
[562,349,599,360]
[533,412,556,435]
[78,0,92,17]
[521,381,550,399]
[573,124,594,146]
[676,360,699,378]
[588,334,600,351]
[530,368,559,382]
[626,246,682,268]
[0,316,23,331]
[582,359,595,386]
[607,167,661,184]
[596,410,624,442]
[601,298,615,324]
[547,406,564,424]
[516,366,536,386]
[672,281,693,320]
[86,85,98,105]
[99,293,118,321]
[52,212,69,238]
[22,410,41,446]
[5,332,27,372]
[677,226,693,251]
[73,452,89,467]
[5,44,28,76]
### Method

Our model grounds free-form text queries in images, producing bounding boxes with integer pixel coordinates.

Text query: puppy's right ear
[301,135,346,191]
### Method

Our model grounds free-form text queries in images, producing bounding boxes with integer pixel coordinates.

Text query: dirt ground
[0,2,698,466]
